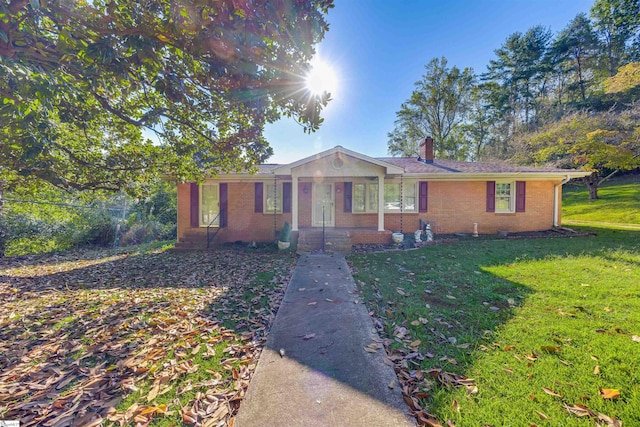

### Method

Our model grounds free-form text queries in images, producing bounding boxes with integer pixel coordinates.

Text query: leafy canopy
[387,57,474,159]
[0,0,333,194]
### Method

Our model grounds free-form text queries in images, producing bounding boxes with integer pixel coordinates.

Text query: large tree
[521,108,640,199]
[484,26,553,133]
[0,0,333,256]
[387,57,474,159]
[552,13,600,104]
[0,0,333,194]
[590,0,640,76]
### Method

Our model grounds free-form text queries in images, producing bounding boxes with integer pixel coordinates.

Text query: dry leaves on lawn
[0,247,295,426]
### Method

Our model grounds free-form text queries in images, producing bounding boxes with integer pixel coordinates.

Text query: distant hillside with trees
[389,0,640,199]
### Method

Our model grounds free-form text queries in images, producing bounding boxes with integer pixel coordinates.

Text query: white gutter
[554,175,573,227]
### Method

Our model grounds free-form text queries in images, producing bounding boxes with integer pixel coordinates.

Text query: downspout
[553,175,572,227]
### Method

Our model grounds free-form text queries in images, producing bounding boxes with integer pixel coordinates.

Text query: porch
[296,227,392,252]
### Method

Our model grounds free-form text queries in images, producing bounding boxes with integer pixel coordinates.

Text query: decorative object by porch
[425,223,433,242]
[392,232,404,244]
[278,222,291,250]
[414,230,422,242]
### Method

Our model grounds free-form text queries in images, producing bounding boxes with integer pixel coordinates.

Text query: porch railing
[206,207,226,249]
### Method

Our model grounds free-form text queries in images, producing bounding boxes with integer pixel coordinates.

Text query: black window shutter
[419,181,428,212]
[486,181,496,212]
[282,182,292,213]
[254,182,263,213]
[344,182,352,212]
[219,183,228,227]
[190,183,199,227]
[516,181,526,212]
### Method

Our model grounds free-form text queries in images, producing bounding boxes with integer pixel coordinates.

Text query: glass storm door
[200,184,219,227]
[312,183,334,227]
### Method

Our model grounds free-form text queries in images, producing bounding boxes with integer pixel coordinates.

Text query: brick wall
[176,183,192,242]
[178,179,562,244]
[414,180,559,234]
[177,181,291,243]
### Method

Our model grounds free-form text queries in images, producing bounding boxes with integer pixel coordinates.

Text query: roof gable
[273,146,404,176]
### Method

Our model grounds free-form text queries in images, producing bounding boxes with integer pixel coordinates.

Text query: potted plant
[278,221,291,250]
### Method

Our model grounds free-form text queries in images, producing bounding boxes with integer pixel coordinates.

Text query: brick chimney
[419,136,434,163]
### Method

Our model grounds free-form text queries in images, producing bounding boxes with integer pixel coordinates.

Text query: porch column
[292,174,299,231]
[377,174,385,231]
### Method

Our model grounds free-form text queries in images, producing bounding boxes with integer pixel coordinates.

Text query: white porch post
[377,174,385,231]
[292,174,299,231]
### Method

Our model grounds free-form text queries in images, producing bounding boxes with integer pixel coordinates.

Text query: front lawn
[563,176,640,225]
[349,228,640,426]
[0,245,295,426]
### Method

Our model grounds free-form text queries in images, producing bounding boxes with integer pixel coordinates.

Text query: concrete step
[297,230,352,252]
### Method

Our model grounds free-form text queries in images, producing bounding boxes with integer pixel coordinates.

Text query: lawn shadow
[0,247,295,426]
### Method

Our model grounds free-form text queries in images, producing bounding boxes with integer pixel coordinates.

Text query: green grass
[349,228,640,426]
[563,175,640,225]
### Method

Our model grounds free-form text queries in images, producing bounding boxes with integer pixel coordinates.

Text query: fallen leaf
[302,333,316,340]
[535,410,549,420]
[563,403,594,417]
[410,339,421,347]
[147,382,160,402]
[600,388,620,400]
[542,387,562,397]
[307,301,317,306]
[631,335,640,343]
[541,345,561,354]
[593,365,600,375]
[452,399,460,412]
[596,412,623,427]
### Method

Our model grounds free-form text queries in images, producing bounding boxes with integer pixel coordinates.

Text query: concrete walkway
[235,253,415,427]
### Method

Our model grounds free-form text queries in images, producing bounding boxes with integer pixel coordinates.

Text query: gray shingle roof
[378,157,573,174]
[253,157,576,175]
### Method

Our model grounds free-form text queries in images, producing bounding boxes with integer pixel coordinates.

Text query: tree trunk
[584,175,599,200]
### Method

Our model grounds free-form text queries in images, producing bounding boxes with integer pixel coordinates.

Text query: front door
[312,183,334,227]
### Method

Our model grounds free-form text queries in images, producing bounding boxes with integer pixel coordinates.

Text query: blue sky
[265,0,594,163]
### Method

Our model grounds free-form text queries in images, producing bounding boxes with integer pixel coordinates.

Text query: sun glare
[305,57,338,97]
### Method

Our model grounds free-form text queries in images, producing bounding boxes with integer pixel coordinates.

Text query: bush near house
[1,182,176,256]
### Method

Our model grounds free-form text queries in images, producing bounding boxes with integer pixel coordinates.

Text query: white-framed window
[495,182,514,212]
[200,183,219,226]
[384,182,417,213]
[353,183,379,213]
[264,182,283,213]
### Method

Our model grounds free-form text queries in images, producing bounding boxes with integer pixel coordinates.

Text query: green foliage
[388,57,475,159]
[279,221,291,243]
[604,62,640,93]
[1,180,177,256]
[591,0,640,75]
[0,0,334,194]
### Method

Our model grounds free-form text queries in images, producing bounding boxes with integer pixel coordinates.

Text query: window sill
[494,211,516,215]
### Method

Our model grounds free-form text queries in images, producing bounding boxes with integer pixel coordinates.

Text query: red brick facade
[177,178,564,245]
